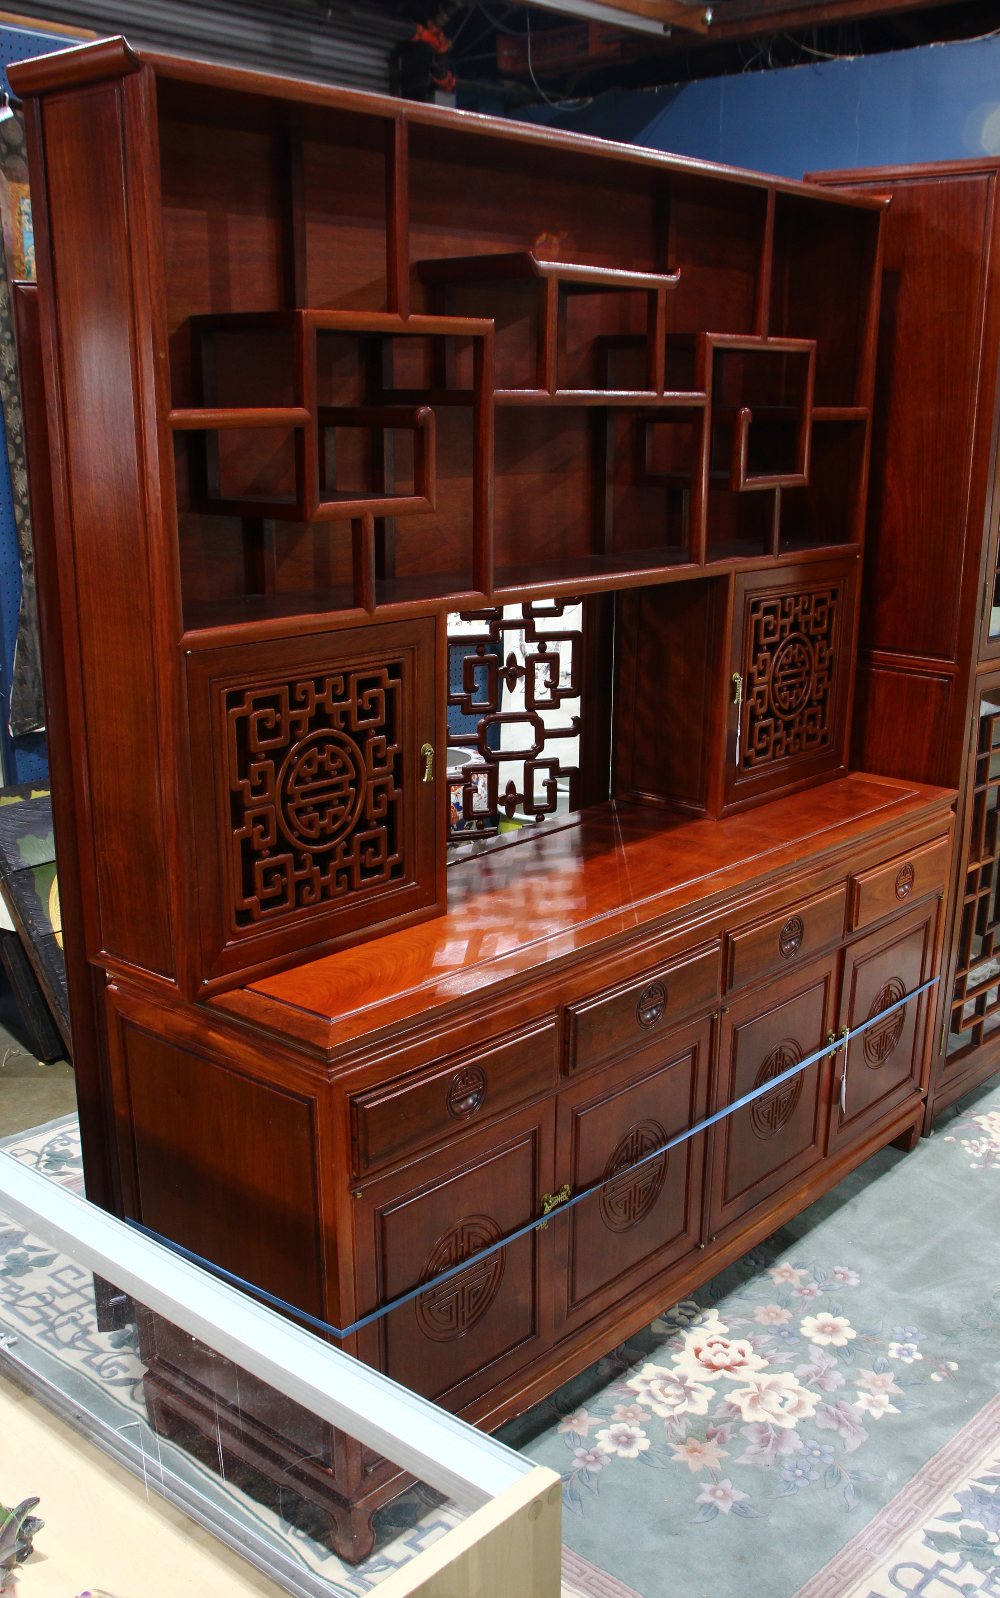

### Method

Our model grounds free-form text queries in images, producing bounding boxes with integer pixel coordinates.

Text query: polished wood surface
[12,35,957,1563]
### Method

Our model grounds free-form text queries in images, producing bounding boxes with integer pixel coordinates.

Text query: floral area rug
[503,1079,1000,1598]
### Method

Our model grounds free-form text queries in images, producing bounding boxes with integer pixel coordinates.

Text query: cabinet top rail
[9,34,886,213]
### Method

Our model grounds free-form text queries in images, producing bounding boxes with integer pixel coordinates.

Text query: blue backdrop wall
[535,31,1000,179]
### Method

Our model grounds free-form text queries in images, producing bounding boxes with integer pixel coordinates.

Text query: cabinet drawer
[725,884,847,992]
[564,941,720,1075]
[848,835,950,933]
[350,1019,557,1175]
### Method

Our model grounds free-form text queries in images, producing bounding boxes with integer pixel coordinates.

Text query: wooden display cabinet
[12,36,955,1562]
[809,157,1000,1126]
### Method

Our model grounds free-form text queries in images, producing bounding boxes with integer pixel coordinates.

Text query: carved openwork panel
[742,585,840,770]
[950,690,1000,1057]
[599,1119,669,1232]
[749,1041,804,1139]
[415,1215,505,1342]
[446,601,583,843]
[225,666,405,928]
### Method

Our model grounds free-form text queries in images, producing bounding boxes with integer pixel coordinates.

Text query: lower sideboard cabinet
[103,782,954,1561]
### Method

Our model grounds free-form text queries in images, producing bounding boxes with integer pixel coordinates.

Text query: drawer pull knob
[779,915,804,958]
[636,982,667,1028]
[447,1066,487,1120]
[895,863,914,899]
[539,1183,572,1229]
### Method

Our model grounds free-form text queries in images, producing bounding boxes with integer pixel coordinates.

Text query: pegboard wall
[0,21,77,783]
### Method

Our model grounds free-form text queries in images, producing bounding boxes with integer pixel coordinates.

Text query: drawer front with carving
[353,1103,554,1411]
[564,941,720,1075]
[350,1019,557,1175]
[725,885,847,991]
[555,1017,711,1333]
[830,904,937,1150]
[848,836,950,933]
[708,958,837,1240]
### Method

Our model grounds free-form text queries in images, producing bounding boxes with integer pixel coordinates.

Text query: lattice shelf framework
[950,691,1000,1055]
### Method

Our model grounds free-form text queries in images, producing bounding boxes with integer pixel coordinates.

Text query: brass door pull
[420,742,434,782]
[539,1183,571,1229]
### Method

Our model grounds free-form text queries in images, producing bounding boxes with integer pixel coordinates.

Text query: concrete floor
[0,971,75,1138]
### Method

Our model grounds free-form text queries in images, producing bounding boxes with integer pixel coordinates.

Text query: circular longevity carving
[863,978,907,1068]
[415,1215,504,1342]
[769,634,815,719]
[277,729,366,852]
[600,1119,668,1233]
[447,1066,487,1120]
[749,1041,803,1140]
[779,915,804,959]
[636,982,667,1029]
[895,863,915,900]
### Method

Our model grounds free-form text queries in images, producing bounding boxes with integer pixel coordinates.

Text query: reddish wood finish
[11,36,955,1562]
[847,834,951,934]
[810,158,1000,1122]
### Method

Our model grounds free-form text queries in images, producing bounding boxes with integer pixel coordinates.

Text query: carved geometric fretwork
[951,691,1000,1057]
[743,586,839,770]
[415,1215,505,1342]
[599,1119,668,1232]
[863,978,907,1068]
[225,667,404,928]
[749,1041,803,1139]
[447,601,583,842]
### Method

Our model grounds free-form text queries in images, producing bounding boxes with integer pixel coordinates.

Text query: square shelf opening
[780,420,867,553]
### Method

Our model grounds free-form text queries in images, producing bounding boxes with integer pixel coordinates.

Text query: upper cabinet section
[13,39,884,644]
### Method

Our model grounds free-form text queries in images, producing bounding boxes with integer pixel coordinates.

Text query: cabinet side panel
[863,175,991,666]
[110,1018,326,1319]
[39,83,175,976]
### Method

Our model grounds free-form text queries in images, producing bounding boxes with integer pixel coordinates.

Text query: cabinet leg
[891,1119,922,1154]
[329,1503,378,1564]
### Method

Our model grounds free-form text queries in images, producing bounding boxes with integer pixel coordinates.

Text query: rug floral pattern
[552,1265,960,1525]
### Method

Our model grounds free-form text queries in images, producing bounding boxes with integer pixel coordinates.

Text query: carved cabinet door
[553,1016,712,1338]
[185,619,442,991]
[829,902,937,1152]
[352,1101,556,1413]
[708,956,837,1242]
[723,560,857,813]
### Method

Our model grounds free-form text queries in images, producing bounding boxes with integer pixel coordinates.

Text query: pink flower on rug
[674,1328,767,1383]
[596,1422,651,1459]
[627,1363,713,1418]
[754,1304,792,1326]
[694,1479,751,1515]
[795,1347,846,1392]
[814,1399,869,1453]
[571,1446,606,1472]
[854,1391,900,1419]
[768,1264,807,1286]
[611,1402,648,1425]
[670,1435,730,1473]
[800,1313,856,1346]
[736,1422,805,1467]
[727,1372,819,1429]
[794,1283,822,1302]
[557,1408,593,1435]
[856,1368,902,1397]
[831,1266,861,1286]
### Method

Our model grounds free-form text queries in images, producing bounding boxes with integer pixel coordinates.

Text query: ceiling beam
[504,0,711,38]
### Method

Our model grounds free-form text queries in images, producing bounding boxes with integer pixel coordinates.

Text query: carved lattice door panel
[708,957,836,1240]
[353,1101,555,1412]
[830,903,936,1153]
[554,1016,711,1336]
[186,620,441,990]
[723,560,857,811]
[946,685,1000,1070]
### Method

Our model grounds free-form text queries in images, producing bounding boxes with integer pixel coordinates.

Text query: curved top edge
[8,34,140,95]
